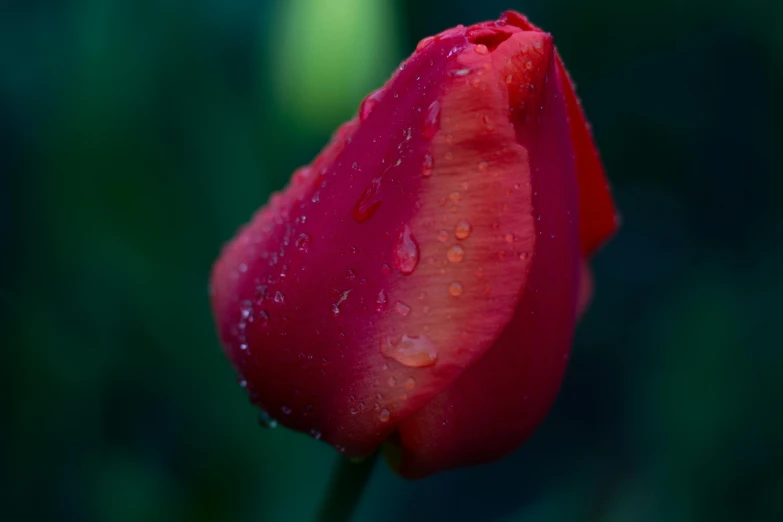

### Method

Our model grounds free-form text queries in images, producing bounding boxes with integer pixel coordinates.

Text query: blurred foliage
[3,0,783,521]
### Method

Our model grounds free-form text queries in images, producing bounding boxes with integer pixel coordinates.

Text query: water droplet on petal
[421,154,434,177]
[393,225,419,275]
[376,290,388,312]
[274,291,285,304]
[295,233,311,252]
[422,101,440,140]
[346,269,356,280]
[359,88,385,123]
[395,301,411,316]
[378,409,391,422]
[449,191,461,203]
[437,230,449,242]
[475,43,489,54]
[405,377,416,390]
[380,334,438,368]
[280,406,292,415]
[387,376,397,387]
[240,300,253,319]
[449,282,464,297]
[505,233,515,243]
[354,176,383,223]
[310,429,322,440]
[447,245,465,263]
[455,220,472,240]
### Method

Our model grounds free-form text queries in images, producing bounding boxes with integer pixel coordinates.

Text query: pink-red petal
[387,45,582,478]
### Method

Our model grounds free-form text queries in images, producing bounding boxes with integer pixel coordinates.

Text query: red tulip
[210,10,617,478]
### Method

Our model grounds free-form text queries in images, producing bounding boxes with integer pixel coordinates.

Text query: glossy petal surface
[388,47,581,478]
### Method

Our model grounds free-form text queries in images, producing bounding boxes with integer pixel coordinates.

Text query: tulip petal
[502,11,618,255]
[387,47,582,478]
[556,60,618,255]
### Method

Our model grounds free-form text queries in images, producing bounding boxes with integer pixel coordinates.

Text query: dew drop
[437,230,449,242]
[478,161,488,172]
[447,245,465,263]
[295,233,311,252]
[280,406,292,415]
[422,100,440,140]
[475,43,489,55]
[449,281,464,297]
[505,233,515,243]
[421,154,434,177]
[354,176,383,222]
[350,407,358,415]
[376,290,388,312]
[359,88,385,123]
[387,376,397,387]
[240,300,253,319]
[239,343,248,350]
[274,291,285,304]
[310,428,322,440]
[449,191,461,203]
[395,301,411,316]
[519,252,529,260]
[505,74,513,84]
[378,409,391,422]
[454,220,472,240]
[525,60,533,70]
[392,225,419,275]
[346,269,356,280]
[380,334,438,368]
[405,377,416,390]
[381,263,392,275]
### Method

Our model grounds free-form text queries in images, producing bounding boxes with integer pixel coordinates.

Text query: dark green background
[4,0,782,520]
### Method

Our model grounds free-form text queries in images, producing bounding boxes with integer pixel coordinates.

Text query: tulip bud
[211,11,617,478]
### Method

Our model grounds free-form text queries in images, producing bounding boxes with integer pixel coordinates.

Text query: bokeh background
[4,0,783,520]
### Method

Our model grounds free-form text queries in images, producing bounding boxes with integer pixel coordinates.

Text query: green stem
[317,453,378,522]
